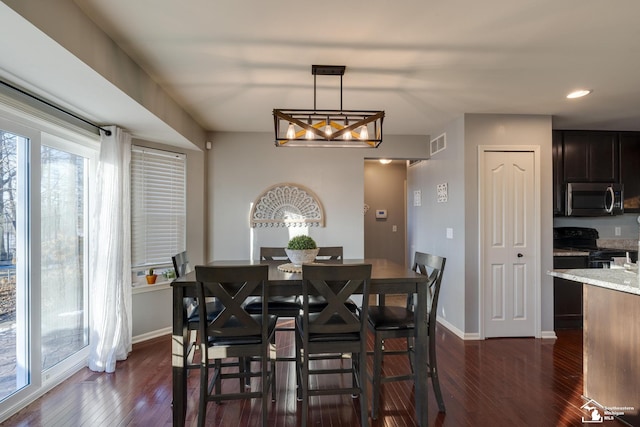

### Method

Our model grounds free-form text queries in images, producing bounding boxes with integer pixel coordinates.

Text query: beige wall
[207,131,427,261]
[364,160,407,266]
[464,114,554,336]
[409,113,554,338]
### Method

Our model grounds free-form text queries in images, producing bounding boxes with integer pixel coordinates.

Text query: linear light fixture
[273,65,384,148]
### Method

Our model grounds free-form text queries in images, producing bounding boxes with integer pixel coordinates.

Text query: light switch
[392,225,397,232]
[446,228,453,239]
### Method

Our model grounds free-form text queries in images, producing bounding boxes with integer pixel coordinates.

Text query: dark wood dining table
[171,258,430,426]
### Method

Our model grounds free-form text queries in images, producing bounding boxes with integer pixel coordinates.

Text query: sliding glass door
[40,140,89,371]
[0,128,28,401]
[0,119,94,409]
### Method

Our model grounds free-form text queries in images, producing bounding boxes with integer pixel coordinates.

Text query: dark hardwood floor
[3,323,623,426]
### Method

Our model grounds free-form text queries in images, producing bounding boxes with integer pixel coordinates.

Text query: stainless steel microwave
[566,183,623,216]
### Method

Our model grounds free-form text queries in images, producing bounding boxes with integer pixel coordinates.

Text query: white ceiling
[11,1,640,142]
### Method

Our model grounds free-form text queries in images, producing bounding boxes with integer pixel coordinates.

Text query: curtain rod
[0,80,112,136]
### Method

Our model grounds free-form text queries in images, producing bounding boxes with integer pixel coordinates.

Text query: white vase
[285,248,320,267]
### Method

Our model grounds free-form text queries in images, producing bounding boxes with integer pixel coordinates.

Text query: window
[130,145,186,278]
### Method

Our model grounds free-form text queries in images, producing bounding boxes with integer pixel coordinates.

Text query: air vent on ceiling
[430,133,446,156]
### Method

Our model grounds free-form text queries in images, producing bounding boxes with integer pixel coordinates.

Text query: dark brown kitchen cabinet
[553,255,587,329]
[552,131,564,215]
[619,132,640,212]
[562,130,619,183]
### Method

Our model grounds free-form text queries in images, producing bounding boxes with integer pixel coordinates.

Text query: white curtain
[88,125,132,373]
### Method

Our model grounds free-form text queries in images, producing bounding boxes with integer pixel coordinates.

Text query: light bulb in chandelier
[324,117,332,137]
[286,123,296,139]
[343,119,351,140]
[359,124,369,140]
[305,118,314,140]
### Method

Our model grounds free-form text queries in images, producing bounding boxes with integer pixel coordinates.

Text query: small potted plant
[146,268,158,284]
[285,235,319,266]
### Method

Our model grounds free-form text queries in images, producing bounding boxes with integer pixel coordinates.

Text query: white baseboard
[436,317,483,340]
[437,317,559,341]
[132,326,172,344]
[540,330,557,339]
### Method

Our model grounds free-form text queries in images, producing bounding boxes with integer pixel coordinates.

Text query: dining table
[171,258,430,426]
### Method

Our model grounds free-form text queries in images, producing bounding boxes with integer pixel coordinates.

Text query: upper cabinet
[620,132,640,212]
[552,131,565,216]
[554,130,640,216]
[562,131,619,183]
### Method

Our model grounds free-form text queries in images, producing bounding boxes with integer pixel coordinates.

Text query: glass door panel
[40,145,88,370]
[0,129,28,401]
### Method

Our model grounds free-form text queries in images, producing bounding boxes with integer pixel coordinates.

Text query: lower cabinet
[553,255,588,329]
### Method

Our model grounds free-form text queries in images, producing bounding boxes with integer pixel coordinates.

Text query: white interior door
[481,149,538,338]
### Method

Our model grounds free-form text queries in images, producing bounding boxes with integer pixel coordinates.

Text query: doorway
[364,160,407,267]
[479,147,541,338]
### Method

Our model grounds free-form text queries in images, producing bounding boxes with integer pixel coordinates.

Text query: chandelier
[273,65,384,148]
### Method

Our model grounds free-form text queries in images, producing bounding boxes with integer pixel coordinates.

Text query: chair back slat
[260,247,289,261]
[316,246,343,260]
[301,264,371,335]
[411,251,446,328]
[195,265,269,338]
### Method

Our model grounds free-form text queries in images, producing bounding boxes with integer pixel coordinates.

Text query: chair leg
[270,343,277,401]
[261,348,269,427]
[429,337,446,412]
[215,359,223,395]
[371,333,384,420]
[301,350,309,427]
[358,348,369,427]
[295,327,303,401]
[407,336,415,374]
[198,353,208,427]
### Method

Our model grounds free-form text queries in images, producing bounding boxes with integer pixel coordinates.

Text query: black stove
[553,227,637,268]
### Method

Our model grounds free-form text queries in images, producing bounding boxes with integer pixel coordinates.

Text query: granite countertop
[553,248,589,256]
[548,268,640,296]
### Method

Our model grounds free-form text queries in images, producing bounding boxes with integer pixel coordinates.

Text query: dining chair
[316,246,343,260]
[296,263,372,427]
[194,264,276,427]
[246,247,301,361]
[367,251,447,419]
[173,251,216,370]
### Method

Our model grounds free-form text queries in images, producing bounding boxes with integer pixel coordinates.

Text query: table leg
[414,284,429,426]
[172,285,187,427]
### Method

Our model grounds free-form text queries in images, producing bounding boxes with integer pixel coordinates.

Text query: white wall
[207,131,427,261]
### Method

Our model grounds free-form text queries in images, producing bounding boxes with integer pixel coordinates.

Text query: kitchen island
[548,268,639,424]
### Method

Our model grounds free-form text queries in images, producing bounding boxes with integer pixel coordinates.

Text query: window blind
[130,145,186,268]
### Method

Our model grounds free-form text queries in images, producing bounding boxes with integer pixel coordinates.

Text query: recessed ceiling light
[379,159,392,164]
[566,89,592,99]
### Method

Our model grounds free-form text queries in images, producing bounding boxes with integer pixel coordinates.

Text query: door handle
[517,253,523,258]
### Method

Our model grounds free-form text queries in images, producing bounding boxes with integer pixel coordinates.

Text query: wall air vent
[430,133,446,156]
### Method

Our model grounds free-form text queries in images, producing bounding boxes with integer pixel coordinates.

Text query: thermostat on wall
[375,209,387,219]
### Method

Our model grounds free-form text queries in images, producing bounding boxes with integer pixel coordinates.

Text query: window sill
[132,281,172,295]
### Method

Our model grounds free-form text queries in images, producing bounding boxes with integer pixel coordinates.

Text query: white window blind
[131,145,186,268]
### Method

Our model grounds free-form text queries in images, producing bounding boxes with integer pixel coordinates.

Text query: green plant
[287,235,317,250]
[147,268,155,276]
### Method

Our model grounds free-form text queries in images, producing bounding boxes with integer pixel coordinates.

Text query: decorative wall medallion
[250,183,325,228]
